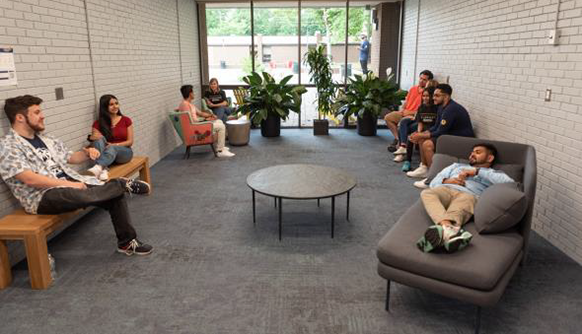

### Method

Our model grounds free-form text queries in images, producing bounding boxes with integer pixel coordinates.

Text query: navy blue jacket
[429,100,474,139]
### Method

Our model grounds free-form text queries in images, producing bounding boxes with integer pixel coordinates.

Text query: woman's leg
[397,118,413,146]
[113,147,134,164]
[92,138,116,167]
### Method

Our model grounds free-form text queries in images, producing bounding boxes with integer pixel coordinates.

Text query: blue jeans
[212,106,234,123]
[92,137,133,167]
[398,118,418,145]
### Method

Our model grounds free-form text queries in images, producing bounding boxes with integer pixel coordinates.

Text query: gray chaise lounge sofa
[377,135,537,334]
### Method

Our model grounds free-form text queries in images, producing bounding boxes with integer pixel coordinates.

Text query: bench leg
[24,233,52,290]
[139,158,152,189]
[0,240,12,289]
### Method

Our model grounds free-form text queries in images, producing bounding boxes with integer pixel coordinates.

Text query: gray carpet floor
[1,129,581,334]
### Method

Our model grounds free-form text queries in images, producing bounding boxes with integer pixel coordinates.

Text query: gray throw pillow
[474,183,527,234]
[425,154,458,183]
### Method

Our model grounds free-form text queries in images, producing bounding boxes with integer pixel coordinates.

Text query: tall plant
[303,45,336,120]
[334,72,407,119]
[238,72,307,126]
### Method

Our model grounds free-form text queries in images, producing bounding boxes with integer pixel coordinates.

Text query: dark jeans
[360,59,368,74]
[398,118,418,145]
[212,106,234,123]
[37,179,136,246]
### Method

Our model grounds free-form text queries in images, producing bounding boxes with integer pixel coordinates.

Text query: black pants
[37,179,136,246]
[360,60,368,74]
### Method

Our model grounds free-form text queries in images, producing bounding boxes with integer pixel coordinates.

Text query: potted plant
[303,45,337,135]
[334,72,407,136]
[238,72,307,137]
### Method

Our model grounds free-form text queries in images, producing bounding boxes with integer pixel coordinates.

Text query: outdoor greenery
[206,7,368,43]
[237,72,307,126]
[303,45,336,119]
[334,73,408,119]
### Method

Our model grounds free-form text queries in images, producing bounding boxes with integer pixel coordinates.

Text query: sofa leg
[385,280,391,312]
[475,306,481,334]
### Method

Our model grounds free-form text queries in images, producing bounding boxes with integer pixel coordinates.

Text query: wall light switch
[545,88,552,102]
[548,29,558,45]
[55,87,64,100]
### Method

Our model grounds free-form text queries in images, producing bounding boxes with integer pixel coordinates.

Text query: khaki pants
[384,111,403,126]
[212,119,226,151]
[420,187,477,227]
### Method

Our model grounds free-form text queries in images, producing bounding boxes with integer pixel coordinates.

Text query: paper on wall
[0,47,17,86]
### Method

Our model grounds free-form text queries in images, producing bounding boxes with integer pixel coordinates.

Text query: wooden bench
[0,156,151,290]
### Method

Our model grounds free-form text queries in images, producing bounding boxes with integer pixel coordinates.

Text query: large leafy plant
[303,45,336,119]
[238,72,307,126]
[334,72,407,119]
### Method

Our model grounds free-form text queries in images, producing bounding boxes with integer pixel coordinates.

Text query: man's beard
[25,116,45,132]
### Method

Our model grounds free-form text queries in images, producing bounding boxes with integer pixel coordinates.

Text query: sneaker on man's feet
[117,239,153,256]
[217,150,235,158]
[414,178,429,189]
[393,146,407,155]
[417,225,445,253]
[406,164,428,178]
[120,178,151,195]
[401,161,412,172]
[87,164,103,178]
[393,154,405,163]
[222,146,230,151]
[98,169,109,181]
[444,229,473,253]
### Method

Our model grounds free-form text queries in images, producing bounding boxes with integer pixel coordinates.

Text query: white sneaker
[98,169,109,181]
[407,165,428,178]
[393,155,405,163]
[393,146,407,155]
[223,147,230,151]
[217,150,235,158]
[414,178,429,189]
[87,164,103,177]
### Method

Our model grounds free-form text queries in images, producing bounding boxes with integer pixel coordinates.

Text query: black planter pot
[260,114,281,137]
[313,119,329,135]
[357,112,378,136]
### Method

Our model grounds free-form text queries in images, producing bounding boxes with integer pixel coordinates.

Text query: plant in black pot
[238,72,307,137]
[334,72,407,136]
[303,45,337,135]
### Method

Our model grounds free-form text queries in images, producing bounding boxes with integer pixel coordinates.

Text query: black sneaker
[387,139,398,152]
[117,239,153,256]
[120,178,151,195]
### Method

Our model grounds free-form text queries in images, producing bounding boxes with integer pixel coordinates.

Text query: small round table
[246,164,357,240]
[226,119,251,146]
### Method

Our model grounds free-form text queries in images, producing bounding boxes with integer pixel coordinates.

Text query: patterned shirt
[0,129,102,214]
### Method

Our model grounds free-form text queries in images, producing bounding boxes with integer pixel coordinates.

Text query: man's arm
[429,109,456,139]
[68,147,100,164]
[477,168,515,184]
[429,163,457,188]
[14,170,86,189]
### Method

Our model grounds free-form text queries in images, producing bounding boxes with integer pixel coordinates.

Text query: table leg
[346,191,350,221]
[278,197,282,241]
[331,196,335,239]
[274,197,277,208]
[252,190,256,225]
[317,198,320,207]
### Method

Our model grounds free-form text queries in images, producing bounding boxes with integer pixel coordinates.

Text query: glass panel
[348,2,374,79]
[300,2,347,126]
[253,2,299,126]
[206,3,252,85]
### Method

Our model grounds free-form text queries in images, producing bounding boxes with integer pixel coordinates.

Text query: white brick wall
[0,0,199,262]
[401,0,582,263]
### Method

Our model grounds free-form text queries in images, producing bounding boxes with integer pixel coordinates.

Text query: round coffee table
[246,164,357,240]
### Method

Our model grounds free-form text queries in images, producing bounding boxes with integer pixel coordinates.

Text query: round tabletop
[246,164,357,199]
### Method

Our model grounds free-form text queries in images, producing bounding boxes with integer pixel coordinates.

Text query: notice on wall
[0,47,17,86]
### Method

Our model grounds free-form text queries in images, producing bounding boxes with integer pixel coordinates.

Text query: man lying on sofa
[417,143,514,253]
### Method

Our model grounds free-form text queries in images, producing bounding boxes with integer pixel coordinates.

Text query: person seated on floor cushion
[0,95,153,256]
[416,143,514,253]
[87,94,134,181]
[408,84,474,188]
[204,78,236,123]
[394,85,438,171]
[385,70,433,152]
[178,85,235,158]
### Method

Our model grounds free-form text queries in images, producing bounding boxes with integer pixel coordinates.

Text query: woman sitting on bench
[87,94,134,181]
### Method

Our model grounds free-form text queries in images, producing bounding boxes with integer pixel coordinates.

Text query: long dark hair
[98,94,122,141]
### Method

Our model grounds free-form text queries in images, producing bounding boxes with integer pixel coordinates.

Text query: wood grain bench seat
[0,156,151,290]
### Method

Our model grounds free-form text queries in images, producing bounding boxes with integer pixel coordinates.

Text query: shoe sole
[116,248,153,256]
[425,227,443,249]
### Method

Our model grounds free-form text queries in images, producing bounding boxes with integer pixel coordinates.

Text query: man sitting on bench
[0,95,153,256]
[417,143,514,253]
